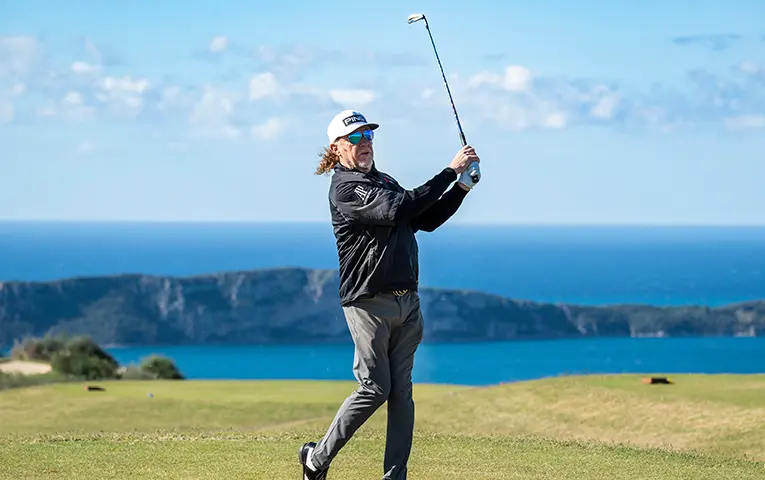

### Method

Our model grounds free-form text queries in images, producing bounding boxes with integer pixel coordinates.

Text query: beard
[355,151,374,170]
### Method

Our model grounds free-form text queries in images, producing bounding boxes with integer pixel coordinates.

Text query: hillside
[0,267,763,346]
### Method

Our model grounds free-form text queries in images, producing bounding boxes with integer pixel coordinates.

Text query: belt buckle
[391,289,408,296]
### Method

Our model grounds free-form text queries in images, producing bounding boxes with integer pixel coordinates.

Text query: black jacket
[328,162,468,306]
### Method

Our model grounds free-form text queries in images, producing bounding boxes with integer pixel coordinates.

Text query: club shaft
[416,15,480,184]
[424,22,467,147]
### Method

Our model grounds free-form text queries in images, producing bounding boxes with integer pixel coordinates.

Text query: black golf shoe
[298,441,329,480]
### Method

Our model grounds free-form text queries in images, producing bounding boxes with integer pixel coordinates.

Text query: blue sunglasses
[346,129,374,145]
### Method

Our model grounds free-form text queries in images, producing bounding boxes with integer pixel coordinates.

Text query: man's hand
[449,145,480,190]
[448,145,480,174]
[457,170,477,190]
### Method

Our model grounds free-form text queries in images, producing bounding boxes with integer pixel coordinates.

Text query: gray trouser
[311,291,424,480]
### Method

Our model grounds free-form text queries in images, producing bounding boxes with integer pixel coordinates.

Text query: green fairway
[1,375,764,479]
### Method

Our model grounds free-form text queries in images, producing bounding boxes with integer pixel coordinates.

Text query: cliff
[0,267,763,347]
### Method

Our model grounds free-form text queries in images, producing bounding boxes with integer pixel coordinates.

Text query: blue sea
[2,221,765,384]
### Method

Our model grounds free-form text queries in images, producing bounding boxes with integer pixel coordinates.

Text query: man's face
[332,126,375,173]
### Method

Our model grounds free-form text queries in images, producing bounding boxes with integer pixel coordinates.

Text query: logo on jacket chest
[376,173,400,191]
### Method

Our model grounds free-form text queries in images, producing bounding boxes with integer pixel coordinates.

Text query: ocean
[105,337,765,385]
[2,221,764,384]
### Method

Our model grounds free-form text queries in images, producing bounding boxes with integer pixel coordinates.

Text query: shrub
[138,355,185,380]
[119,365,158,380]
[4,334,185,385]
[10,333,68,362]
[49,336,120,380]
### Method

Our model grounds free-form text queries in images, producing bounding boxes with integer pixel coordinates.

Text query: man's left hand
[457,160,480,190]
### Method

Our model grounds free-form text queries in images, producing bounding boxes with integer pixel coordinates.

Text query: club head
[407,13,425,24]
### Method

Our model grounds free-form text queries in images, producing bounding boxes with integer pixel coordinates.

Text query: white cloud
[247,71,346,107]
[95,75,150,115]
[12,34,760,140]
[249,72,282,100]
[328,89,376,107]
[3,35,339,133]
[439,63,750,133]
[738,61,765,84]
[71,61,100,74]
[99,76,150,94]
[209,36,228,53]
[57,90,96,121]
[251,118,282,140]
[636,106,666,125]
[591,97,618,119]
[163,86,180,99]
[254,45,316,73]
[480,103,568,131]
[590,91,621,120]
[450,65,575,130]
[543,112,567,128]
[504,66,533,91]
[189,86,241,138]
[724,114,765,130]
[156,86,183,111]
[62,91,83,105]
[468,65,532,92]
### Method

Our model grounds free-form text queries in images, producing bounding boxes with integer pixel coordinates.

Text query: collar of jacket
[334,163,379,175]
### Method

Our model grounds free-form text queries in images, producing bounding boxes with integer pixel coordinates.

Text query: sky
[1,0,764,225]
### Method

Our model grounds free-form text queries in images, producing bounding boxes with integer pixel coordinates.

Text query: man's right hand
[449,145,480,174]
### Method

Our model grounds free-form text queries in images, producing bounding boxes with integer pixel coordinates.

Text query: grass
[1,374,764,479]
[0,370,74,390]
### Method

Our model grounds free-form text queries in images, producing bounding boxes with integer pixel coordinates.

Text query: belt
[391,289,409,296]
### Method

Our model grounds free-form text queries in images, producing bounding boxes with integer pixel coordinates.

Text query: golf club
[408,13,481,185]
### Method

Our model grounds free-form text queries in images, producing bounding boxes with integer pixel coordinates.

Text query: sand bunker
[0,361,52,375]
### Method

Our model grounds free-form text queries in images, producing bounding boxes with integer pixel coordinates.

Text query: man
[299,110,480,480]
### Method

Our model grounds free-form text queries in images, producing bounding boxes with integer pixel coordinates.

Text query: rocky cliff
[0,267,762,347]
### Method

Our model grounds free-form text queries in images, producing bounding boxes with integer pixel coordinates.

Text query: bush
[10,333,68,362]
[119,365,158,380]
[4,334,185,386]
[49,336,120,380]
[138,355,185,380]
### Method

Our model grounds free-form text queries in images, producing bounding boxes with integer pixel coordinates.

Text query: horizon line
[2,219,765,228]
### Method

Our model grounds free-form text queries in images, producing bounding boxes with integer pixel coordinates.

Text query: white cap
[327,110,379,143]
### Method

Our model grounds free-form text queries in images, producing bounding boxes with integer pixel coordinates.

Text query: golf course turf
[1,374,764,479]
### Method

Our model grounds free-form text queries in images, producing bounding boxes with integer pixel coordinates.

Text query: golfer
[298,110,480,480]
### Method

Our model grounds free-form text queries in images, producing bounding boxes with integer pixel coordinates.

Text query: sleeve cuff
[443,167,458,181]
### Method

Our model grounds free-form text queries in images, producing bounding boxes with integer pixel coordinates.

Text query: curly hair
[314,146,341,175]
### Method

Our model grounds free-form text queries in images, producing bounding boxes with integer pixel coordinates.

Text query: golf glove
[458,169,477,190]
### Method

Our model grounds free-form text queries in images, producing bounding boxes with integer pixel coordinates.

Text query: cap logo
[342,114,366,126]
